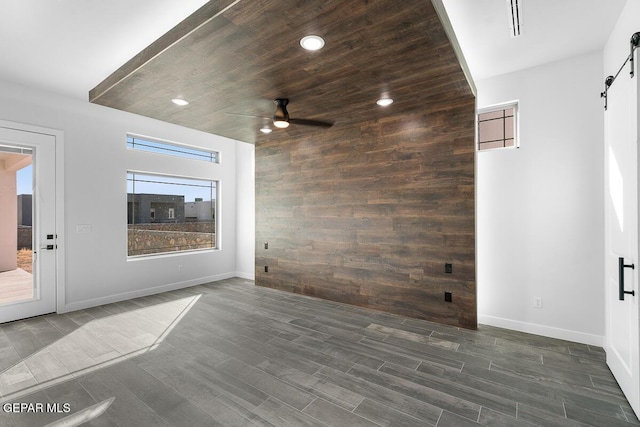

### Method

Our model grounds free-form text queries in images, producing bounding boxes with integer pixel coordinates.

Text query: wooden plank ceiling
[89,0,472,144]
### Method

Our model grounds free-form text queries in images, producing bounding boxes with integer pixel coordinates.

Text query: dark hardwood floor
[0,278,637,426]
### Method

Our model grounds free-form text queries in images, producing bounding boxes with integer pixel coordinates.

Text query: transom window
[477,103,518,151]
[127,135,218,163]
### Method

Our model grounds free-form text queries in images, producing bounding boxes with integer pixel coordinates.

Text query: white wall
[235,142,255,279]
[476,51,605,345]
[0,81,255,311]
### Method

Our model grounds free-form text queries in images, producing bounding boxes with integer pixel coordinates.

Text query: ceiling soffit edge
[89,0,240,103]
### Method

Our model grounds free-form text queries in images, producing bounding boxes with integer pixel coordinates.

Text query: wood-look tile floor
[0,278,638,426]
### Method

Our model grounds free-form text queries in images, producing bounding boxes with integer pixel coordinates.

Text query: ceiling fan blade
[289,118,334,128]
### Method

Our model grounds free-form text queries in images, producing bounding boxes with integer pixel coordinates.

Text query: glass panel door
[0,144,33,304]
[0,127,56,323]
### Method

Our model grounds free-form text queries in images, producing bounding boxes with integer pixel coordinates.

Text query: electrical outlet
[264,242,268,249]
[533,297,542,308]
[445,263,453,274]
[265,266,269,273]
[444,292,452,302]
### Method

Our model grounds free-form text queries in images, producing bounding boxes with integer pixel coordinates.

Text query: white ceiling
[0,0,628,101]
[442,0,627,81]
[0,0,208,100]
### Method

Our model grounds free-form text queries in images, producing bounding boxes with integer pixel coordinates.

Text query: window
[477,103,518,151]
[127,172,217,257]
[127,135,218,163]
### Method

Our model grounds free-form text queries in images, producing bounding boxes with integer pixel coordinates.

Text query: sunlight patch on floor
[44,397,114,427]
[0,294,201,402]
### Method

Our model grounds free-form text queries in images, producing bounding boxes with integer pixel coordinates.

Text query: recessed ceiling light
[376,97,394,107]
[300,35,325,51]
[260,126,272,134]
[171,98,189,106]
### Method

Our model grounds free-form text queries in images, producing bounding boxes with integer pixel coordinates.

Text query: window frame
[476,101,519,152]
[126,134,220,164]
[126,168,219,258]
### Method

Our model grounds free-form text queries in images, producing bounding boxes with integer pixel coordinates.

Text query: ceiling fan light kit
[225,98,334,132]
[273,98,290,128]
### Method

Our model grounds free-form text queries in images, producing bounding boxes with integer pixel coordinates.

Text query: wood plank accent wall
[256,99,477,329]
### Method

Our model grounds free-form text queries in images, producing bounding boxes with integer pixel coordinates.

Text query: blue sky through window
[16,165,32,195]
[127,173,216,203]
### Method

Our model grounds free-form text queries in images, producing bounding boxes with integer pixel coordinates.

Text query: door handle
[41,233,57,250]
[619,257,636,300]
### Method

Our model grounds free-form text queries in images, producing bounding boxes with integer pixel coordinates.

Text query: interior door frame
[0,119,65,316]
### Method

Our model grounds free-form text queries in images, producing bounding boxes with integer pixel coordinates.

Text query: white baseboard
[478,314,604,347]
[60,272,236,313]
[234,271,255,280]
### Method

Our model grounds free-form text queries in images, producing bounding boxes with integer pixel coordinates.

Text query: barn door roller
[601,32,640,110]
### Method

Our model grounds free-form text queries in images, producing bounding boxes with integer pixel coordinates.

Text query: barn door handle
[619,257,636,300]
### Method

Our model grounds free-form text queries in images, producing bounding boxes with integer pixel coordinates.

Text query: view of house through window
[127,172,217,256]
[477,103,518,151]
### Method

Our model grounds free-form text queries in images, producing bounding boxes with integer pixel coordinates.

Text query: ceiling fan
[227,98,333,130]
